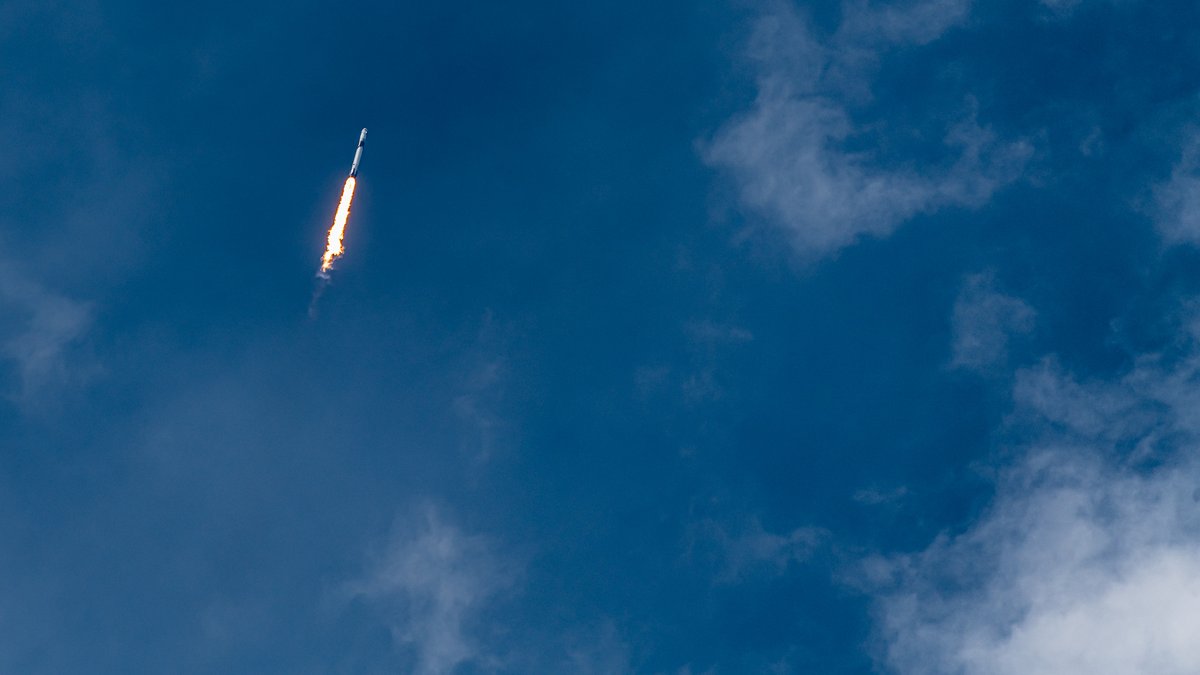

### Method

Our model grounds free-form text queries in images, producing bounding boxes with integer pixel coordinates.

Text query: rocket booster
[349,128,367,177]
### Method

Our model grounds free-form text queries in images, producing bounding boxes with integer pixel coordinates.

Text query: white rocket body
[349,128,367,177]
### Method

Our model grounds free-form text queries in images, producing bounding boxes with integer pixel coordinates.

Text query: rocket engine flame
[320,176,357,275]
[310,129,367,318]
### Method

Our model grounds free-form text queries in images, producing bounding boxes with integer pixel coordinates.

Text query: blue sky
[6,0,1200,672]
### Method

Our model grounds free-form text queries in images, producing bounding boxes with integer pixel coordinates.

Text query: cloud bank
[873,318,1200,674]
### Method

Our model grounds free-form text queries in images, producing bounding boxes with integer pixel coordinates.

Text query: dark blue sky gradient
[6,0,1200,672]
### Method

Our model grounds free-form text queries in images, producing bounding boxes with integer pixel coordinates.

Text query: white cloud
[705,0,1030,260]
[950,273,1035,372]
[872,317,1200,674]
[684,319,754,346]
[681,319,755,404]
[853,485,910,506]
[876,453,1200,675]
[345,503,638,673]
[1036,0,1135,19]
[346,505,518,675]
[452,310,520,468]
[1153,132,1200,246]
[453,357,506,463]
[0,263,93,406]
[555,621,633,675]
[634,319,755,408]
[691,517,826,582]
[1038,0,1084,15]
[0,3,161,411]
[839,0,973,47]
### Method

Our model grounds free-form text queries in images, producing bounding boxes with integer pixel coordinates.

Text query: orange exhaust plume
[320,176,357,275]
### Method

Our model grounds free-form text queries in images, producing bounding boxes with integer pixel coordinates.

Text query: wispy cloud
[453,357,507,462]
[552,621,632,675]
[634,318,755,409]
[853,485,910,506]
[875,455,1200,674]
[1036,0,1132,20]
[0,263,93,407]
[950,272,1035,373]
[345,503,638,673]
[1037,0,1084,16]
[453,310,519,467]
[345,504,518,675]
[1153,131,1200,247]
[871,313,1200,674]
[705,0,1030,260]
[690,516,826,583]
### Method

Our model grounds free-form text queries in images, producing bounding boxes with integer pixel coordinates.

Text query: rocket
[349,128,367,177]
